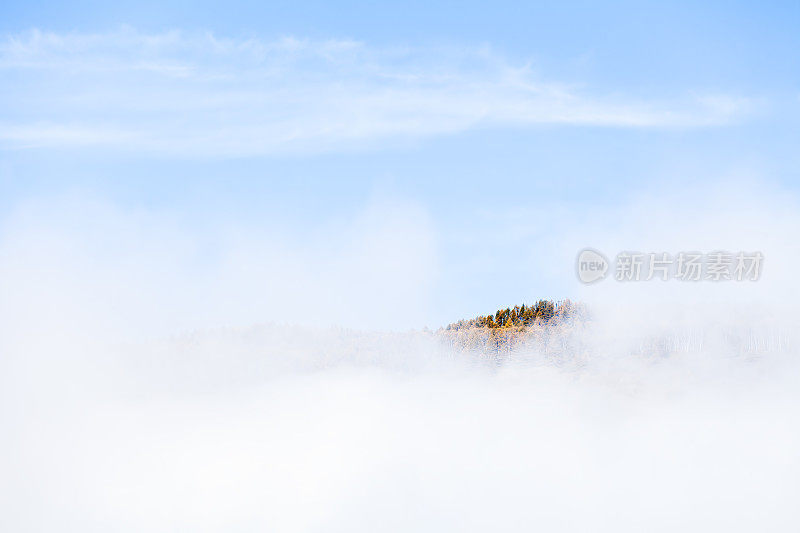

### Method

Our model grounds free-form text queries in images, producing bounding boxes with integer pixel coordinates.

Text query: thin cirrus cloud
[0,28,754,157]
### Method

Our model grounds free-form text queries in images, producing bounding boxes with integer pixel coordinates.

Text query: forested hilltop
[438,300,588,356]
[443,300,584,330]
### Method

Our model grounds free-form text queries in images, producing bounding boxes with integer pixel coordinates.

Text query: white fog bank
[1,183,799,532]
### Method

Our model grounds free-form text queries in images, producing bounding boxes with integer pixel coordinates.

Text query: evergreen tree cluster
[444,299,582,331]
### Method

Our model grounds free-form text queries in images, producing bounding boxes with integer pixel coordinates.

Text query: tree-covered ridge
[443,299,584,331]
[438,300,588,357]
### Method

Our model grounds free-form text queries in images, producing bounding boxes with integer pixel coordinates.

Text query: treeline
[443,299,584,331]
[437,299,588,357]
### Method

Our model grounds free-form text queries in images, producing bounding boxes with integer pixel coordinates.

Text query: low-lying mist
[1,184,799,532]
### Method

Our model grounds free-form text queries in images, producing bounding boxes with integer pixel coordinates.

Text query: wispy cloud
[0,28,755,156]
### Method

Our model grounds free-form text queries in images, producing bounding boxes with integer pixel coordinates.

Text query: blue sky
[1,1,799,329]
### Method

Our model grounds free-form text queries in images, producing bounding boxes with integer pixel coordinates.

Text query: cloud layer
[0,180,798,531]
[0,28,753,156]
